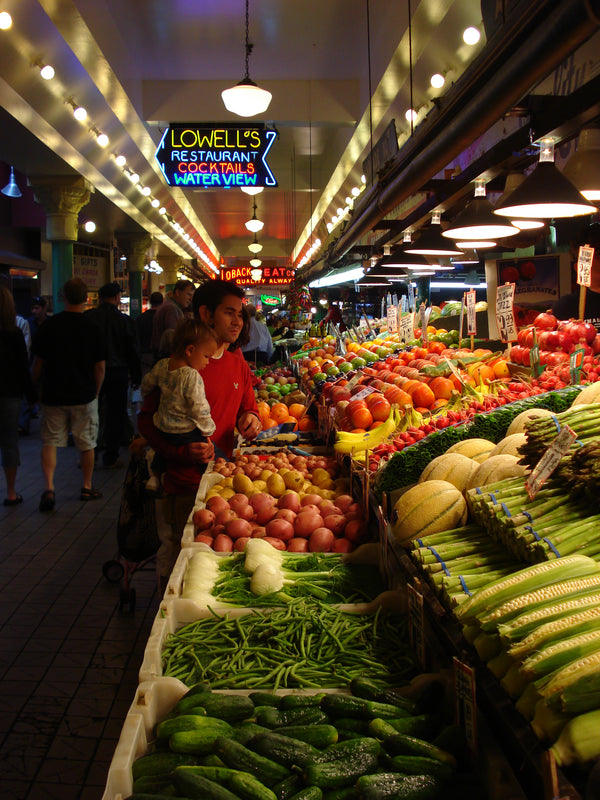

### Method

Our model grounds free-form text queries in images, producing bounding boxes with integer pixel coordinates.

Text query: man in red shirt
[138,279,260,585]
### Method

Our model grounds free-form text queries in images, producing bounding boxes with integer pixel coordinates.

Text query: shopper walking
[0,285,36,505]
[136,291,163,377]
[241,303,274,365]
[31,277,106,511]
[18,296,50,436]
[86,281,142,469]
[150,279,194,360]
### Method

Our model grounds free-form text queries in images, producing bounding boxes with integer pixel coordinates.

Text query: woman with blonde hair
[0,285,36,505]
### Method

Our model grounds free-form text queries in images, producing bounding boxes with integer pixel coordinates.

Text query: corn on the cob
[515,682,541,720]
[531,698,570,743]
[520,631,600,680]
[455,555,600,622]
[500,663,531,699]
[509,605,600,659]
[539,650,600,715]
[477,574,600,632]
[550,708,600,766]
[498,592,600,643]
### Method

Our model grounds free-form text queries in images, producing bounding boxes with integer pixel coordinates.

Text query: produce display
[127,678,486,800]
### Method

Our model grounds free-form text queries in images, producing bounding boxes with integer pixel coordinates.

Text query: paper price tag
[570,347,585,384]
[407,583,426,668]
[387,304,399,333]
[495,283,517,343]
[345,373,362,392]
[398,312,415,343]
[453,657,477,753]
[407,282,415,312]
[577,245,594,287]
[526,423,577,499]
[530,344,542,378]
[419,304,430,342]
[465,289,477,336]
[351,385,377,402]
[444,356,467,386]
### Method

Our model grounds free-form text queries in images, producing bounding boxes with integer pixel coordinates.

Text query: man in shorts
[31,277,106,511]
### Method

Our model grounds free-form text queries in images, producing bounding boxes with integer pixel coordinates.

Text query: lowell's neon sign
[155,123,278,189]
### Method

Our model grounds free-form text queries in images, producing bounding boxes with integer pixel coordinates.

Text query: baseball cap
[99,281,122,299]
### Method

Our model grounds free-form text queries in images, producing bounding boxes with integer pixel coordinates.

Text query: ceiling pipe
[328,0,600,265]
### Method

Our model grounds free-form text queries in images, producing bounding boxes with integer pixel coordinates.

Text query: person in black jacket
[552,222,600,331]
[86,282,141,469]
[136,291,163,376]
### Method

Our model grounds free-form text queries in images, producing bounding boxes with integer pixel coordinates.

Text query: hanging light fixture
[245,199,264,232]
[356,272,390,287]
[405,212,464,256]
[494,139,598,219]
[495,172,544,230]
[250,265,263,281]
[241,185,263,195]
[443,179,519,240]
[1,166,22,198]
[221,0,272,117]
[563,127,600,202]
[248,235,263,253]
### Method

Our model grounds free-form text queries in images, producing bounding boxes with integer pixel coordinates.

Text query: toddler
[141,318,218,491]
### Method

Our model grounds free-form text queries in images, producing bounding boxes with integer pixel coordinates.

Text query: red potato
[207,523,225,538]
[298,504,321,517]
[309,528,335,552]
[344,519,365,543]
[301,493,323,507]
[192,508,215,531]
[318,500,339,517]
[206,495,230,515]
[262,536,287,551]
[265,518,295,542]
[294,511,324,538]
[194,533,214,546]
[235,503,254,521]
[250,492,277,512]
[332,538,354,553]
[215,508,238,526]
[225,518,252,540]
[286,537,309,553]
[275,508,296,524]
[213,533,234,552]
[229,493,251,508]
[323,514,347,537]
[234,536,251,552]
[334,495,355,513]
[344,510,363,523]
[251,527,267,538]
[254,504,278,526]
[278,491,301,513]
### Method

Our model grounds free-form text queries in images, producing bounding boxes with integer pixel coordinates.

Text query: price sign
[530,343,542,378]
[345,373,362,392]
[453,657,477,753]
[577,245,594,287]
[399,312,415,343]
[419,304,430,342]
[407,282,415,312]
[387,304,399,333]
[465,289,477,336]
[495,282,517,343]
[351,385,377,402]
[525,423,577,499]
[407,583,426,668]
[569,347,585,384]
[400,295,408,312]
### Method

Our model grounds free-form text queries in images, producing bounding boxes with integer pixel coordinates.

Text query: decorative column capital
[28,175,94,241]
[116,231,153,272]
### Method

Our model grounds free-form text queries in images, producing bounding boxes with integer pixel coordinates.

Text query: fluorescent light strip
[309,267,364,288]
[430,281,487,289]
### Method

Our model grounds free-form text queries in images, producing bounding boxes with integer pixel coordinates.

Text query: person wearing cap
[85,281,141,469]
[28,296,49,340]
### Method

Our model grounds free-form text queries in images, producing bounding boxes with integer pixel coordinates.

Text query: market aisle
[0,420,159,800]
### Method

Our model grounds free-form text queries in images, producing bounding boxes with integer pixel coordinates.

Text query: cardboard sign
[495,282,517,343]
[577,245,594,287]
[525,423,577,499]
[465,289,477,336]
[453,657,477,753]
[399,312,415,343]
[387,304,399,333]
[407,282,415,312]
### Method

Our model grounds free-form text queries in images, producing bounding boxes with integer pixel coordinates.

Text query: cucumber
[249,692,281,708]
[322,789,359,800]
[131,772,178,795]
[170,720,235,754]
[215,736,291,786]
[173,683,213,713]
[368,716,437,741]
[193,694,255,722]
[155,714,208,741]
[349,679,416,713]
[132,752,201,781]
[288,789,323,800]
[304,747,379,790]
[280,694,325,709]
[276,724,338,749]
[172,768,242,800]
[336,731,364,741]
[127,794,180,799]
[233,722,272,745]
[168,765,238,782]
[249,731,321,768]
[320,695,407,721]
[355,772,444,800]
[272,774,303,800]
[333,718,370,735]
[257,706,328,728]
[380,733,456,766]
[229,771,279,800]
[318,738,382,763]
[387,754,454,780]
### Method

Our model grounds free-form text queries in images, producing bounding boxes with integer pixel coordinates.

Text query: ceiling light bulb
[96,132,109,147]
[222,81,272,117]
[129,171,140,184]
[151,198,160,208]
[141,185,151,196]
[73,105,87,121]
[241,185,263,195]
[430,73,445,89]
[351,186,360,197]
[248,238,263,253]
[40,64,55,80]
[405,108,418,123]
[83,220,96,233]
[159,206,166,215]
[512,219,544,230]
[114,154,127,167]
[250,258,262,268]
[463,26,481,45]
[0,11,12,29]
[245,217,264,233]
[456,240,496,248]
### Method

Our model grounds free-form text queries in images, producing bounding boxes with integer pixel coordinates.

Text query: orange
[271,402,290,423]
[429,377,454,400]
[288,403,306,419]
[298,415,316,432]
[257,401,271,420]
[471,364,496,384]
[263,417,278,430]
[410,383,436,409]
[491,359,511,379]
[351,406,374,430]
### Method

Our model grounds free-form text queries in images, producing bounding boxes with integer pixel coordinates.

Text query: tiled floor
[0,419,159,800]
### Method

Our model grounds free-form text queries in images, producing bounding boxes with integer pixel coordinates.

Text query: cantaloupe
[505,407,554,436]
[418,453,478,495]
[571,383,600,406]
[467,454,529,491]
[489,432,527,459]
[392,480,468,547]
[445,438,495,463]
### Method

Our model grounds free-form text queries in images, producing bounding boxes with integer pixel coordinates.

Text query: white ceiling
[0,0,485,276]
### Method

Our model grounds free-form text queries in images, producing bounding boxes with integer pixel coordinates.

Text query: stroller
[102,442,160,611]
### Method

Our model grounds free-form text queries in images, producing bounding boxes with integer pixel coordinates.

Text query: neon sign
[155,123,278,189]
[261,294,281,305]
[220,265,294,286]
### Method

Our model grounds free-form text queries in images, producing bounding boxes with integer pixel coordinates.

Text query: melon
[467,454,528,491]
[445,438,495,463]
[489,432,527,459]
[418,453,478,495]
[571,383,600,407]
[505,407,554,436]
[392,480,468,547]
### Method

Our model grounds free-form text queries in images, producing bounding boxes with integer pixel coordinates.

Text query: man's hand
[188,440,215,463]
[237,412,261,440]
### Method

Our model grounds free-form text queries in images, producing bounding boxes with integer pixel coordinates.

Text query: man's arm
[138,387,211,464]
[94,360,106,396]
[235,358,261,439]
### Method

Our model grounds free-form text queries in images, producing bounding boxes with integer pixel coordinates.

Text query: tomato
[370,397,392,421]
[351,406,374,430]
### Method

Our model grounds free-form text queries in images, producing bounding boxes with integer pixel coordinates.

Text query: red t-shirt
[138,349,259,494]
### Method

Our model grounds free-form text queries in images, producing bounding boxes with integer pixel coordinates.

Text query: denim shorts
[0,396,22,468]
[40,399,99,451]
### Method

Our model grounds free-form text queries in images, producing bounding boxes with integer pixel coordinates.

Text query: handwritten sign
[465,289,477,336]
[526,423,577,499]
[495,282,517,343]
[407,282,415,312]
[398,312,415,343]
[577,245,594,287]
[387,304,399,333]
[453,657,477,752]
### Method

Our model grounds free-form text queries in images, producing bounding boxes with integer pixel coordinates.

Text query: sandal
[4,495,23,507]
[80,487,103,501]
[39,490,55,512]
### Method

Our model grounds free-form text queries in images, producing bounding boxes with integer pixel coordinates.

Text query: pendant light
[248,235,263,253]
[356,272,390,287]
[245,199,264,233]
[221,0,272,118]
[405,212,464,256]
[1,166,22,198]
[496,172,545,230]
[442,180,519,240]
[494,139,598,219]
[563,127,600,202]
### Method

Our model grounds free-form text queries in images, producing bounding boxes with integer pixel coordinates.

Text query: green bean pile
[162,598,415,689]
